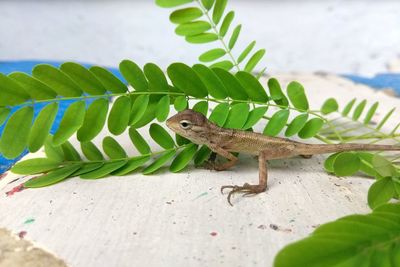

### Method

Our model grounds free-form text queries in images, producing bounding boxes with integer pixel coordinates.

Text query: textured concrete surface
[1,73,400,267]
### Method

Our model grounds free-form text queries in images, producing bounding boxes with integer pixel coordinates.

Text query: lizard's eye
[179,120,192,129]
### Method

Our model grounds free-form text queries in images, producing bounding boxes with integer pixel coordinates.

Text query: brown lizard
[166,109,400,205]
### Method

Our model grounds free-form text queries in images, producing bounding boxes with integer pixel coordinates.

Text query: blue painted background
[0,61,399,174]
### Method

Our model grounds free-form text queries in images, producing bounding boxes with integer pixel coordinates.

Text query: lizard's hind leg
[221,151,268,206]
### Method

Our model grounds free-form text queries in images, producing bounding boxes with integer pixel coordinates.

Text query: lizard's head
[166,109,209,144]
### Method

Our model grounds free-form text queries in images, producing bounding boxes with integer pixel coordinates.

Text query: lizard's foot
[203,161,228,171]
[221,183,266,206]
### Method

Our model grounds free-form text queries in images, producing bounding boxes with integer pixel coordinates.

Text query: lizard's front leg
[221,151,268,206]
[205,144,238,171]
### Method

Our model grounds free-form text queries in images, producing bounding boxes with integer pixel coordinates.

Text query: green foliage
[156,0,266,72]
[274,203,400,267]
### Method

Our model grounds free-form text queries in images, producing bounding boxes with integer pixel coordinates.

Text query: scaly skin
[166,109,400,206]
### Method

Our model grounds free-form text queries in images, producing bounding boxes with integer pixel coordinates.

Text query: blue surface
[344,73,400,95]
[0,61,123,174]
[1,61,400,174]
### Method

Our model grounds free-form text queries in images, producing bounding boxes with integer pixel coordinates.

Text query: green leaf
[112,155,150,176]
[175,134,190,146]
[61,141,81,161]
[219,11,234,37]
[192,64,228,99]
[209,60,234,71]
[53,101,86,146]
[9,72,56,100]
[142,150,176,175]
[77,98,109,142]
[199,48,226,62]
[372,154,396,177]
[285,114,309,137]
[0,73,30,106]
[192,101,208,116]
[129,128,151,154]
[209,103,229,126]
[0,106,33,159]
[73,162,104,176]
[352,99,367,121]
[287,81,309,111]
[156,95,170,122]
[119,60,148,91]
[212,0,227,24]
[376,108,395,130]
[186,33,218,43]
[108,96,131,135]
[102,136,127,159]
[238,41,256,64]
[235,71,268,102]
[201,0,214,10]
[60,62,106,95]
[28,102,58,152]
[155,0,192,8]
[333,152,360,176]
[11,158,61,175]
[32,64,82,97]
[144,63,170,94]
[194,145,212,166]
[150,123,175,149]
[174,96,188,111]
[268,78,289,107]
[228,24,241,50]
[44,136,64,161]
[129,95,149,125]
[170,144,198,172]
[342,98,356,116]
[212,68,248,100]
[80,160,127,179]
[242,107,267,130]
[224,103,250,129]
[368,177,395,209]
[363,102,379,124]
[81,141,104,161]
[274,203,400,267]
[167,63,208,97]
[175,21,211,36]
[324,152,340,173]
[244,49,265,72]
[89,66,127,93]
[0,108,10,126]
[169,7,203,24]
[298,118,324,139]
[263,109,289,136]
[321,98,339,115]
[24,164,82,188]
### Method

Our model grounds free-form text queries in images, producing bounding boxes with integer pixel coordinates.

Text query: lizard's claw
[221,183,266,206]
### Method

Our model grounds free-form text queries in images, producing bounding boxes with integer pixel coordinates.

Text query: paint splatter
[0,173,7,180]
[269,224,292,233]
[18,231,27,239]
[257,224,267,230]
[210,231,218,237]
[193,192,208,200]
[5,184,25,196]
[24,218,35,225]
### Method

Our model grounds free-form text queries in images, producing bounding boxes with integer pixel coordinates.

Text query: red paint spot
[5,184,25,196]
[0,173,7,180]
[18,231,27,239]
[210,232,218,236]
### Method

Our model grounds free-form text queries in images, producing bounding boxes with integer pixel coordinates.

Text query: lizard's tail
[296,143,400,155]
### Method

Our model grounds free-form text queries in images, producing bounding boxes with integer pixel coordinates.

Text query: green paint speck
[24,218,35,224]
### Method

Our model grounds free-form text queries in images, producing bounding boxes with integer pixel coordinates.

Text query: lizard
[166,109,400,205]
